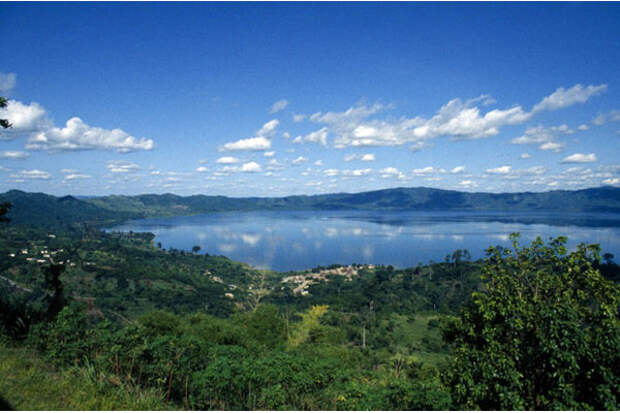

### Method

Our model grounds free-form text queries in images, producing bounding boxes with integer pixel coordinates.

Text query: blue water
[106,210,620,271]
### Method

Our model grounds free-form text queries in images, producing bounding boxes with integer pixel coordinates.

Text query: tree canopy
[442,234,619,410]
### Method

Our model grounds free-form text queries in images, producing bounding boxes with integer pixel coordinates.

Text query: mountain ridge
[1,186,619,227]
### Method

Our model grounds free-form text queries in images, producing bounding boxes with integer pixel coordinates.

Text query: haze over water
[108,210,620,271]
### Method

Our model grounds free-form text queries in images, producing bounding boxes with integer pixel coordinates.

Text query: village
[281,264,376,295]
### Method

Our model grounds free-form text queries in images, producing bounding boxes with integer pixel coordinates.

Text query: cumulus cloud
[0,150,29,159]
[345,153,375,162]
[578,124,589,131]
[412,166,446,175]
[486,165,512,174]
[9,169,50,180]
[323,169,339,177]
[458,179,478,188]
[196,166,209,173]
[343,168,372,177]
[221,120,278,152]
[292,156,307,165]
[0,99,154,153]
[293,114,306,123]
[312,98,531,149]
[539,142,566,152]
[603,177,620,185]
[450,166,465,174]
[221,136,271,152]
[270,99,289,114]
[25,117,154,153]
[520,153,531,159]
[532,84,607,113]
[0,100,50,136]
[561,153,598,163]
[241,161,261,172]
[263,151,275,157]
[592,110,620,126]
[0,72,16,93]
[511,124,573,152]
[257,119,279,137]
[107,160,140,173]
[63,173,91,180]
[294,127,329,146]
[216,156,241,164]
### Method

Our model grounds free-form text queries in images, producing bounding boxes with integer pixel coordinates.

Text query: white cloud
[257,119,279,137]
[0,150,29,159]
[0,72,16,93]
[344,153,375,162]
[592,110,620,126]
[539,142,566,152]
[9,169,50,180]
[64,173,91,180]
[603,177,620,185]
[293,114,306,123]
[379,167,405,179]
[220,120,278,152]
[450,166,465,174]
[520,153,531,159]
[26,117,154,153]
[295,127,329,146]
[263,151,275,157]
[292,156,307,165]
[532,84,607,113]
[241,161,261,172]
[314,160,322,166]
[486,165,512,174]
[266,159,284,171]
[0,100,50,136]
[343,168,372,177]
[324,169,339,177]
[578,124,589,131]
[412,166,446,175]
[315,98,531,149]
[220,136,271,152]
[60,168,77,174]
[458,179,477,188]
[270,99,289,114]
[107,160,140,173]
[511,124,572,145]
[216,156,241,164]
[196,166,209,173]
[561,153,598,164]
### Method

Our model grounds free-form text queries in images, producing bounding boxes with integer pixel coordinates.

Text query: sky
[0,2,619,197]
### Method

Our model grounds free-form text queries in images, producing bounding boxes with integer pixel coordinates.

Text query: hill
[2,186,620,227]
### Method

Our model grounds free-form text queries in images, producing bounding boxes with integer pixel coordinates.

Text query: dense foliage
[442,234,620,410]
[0,201,618,410]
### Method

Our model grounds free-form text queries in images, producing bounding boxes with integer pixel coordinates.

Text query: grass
[0,344,171,410]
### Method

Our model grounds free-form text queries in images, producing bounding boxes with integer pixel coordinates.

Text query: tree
[441,234,619,410]
[0,96,11,129]
[192,245,201,254]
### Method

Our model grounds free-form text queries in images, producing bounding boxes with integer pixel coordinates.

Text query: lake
[106,210,620,271]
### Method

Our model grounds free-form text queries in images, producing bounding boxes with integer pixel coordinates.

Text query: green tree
[442,234,619,410]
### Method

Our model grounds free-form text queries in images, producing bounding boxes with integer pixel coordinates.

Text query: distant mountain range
[1,186,620,227]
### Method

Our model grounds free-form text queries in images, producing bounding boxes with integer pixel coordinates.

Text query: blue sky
[0,2,619,197]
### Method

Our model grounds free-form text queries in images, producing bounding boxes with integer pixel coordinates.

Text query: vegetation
[0,197,618,410]
[2,186,620,229]
[442,235,620,410]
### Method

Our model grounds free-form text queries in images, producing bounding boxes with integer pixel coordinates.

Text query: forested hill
[76,186,620,215]
[1,186,620,226]
[0,190,135,227]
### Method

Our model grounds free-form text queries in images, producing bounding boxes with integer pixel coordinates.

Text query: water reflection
[107,210,620,271]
